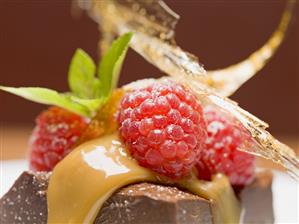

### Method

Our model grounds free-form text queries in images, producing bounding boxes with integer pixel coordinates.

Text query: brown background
[0,0,298,136]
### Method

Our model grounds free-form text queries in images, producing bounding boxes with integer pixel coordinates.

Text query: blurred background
[0,0,298,159]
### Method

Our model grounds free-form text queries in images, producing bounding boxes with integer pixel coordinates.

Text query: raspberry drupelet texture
[117,81,207,179]
[196,106,255,186]
[29,106,89,171]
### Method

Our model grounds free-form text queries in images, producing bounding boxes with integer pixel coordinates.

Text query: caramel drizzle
[48,134,240,224]
[83,0,299,179]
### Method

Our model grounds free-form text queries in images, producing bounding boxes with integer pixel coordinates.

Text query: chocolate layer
[0,171,49,224]
[0,170,274,224]
[96,183,212,224]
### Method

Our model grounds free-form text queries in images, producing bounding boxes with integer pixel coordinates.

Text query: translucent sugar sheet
[81,0,207,80]
[80,0,299,180]
[84,0,296,96]
[183,79,299,180]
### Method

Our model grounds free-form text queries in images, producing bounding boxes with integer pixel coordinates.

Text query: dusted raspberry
[117,81,207,179]
[29,106,89,171]
[196,106,255,186]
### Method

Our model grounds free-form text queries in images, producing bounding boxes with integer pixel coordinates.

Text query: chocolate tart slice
[0,170,274,224]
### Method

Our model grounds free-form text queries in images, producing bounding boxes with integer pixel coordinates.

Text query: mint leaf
[98,32,133,98]
[69,96,104,113]
[68,49,98,99]
[0,86,91,117]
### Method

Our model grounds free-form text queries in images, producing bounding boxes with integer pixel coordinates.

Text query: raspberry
[29,106,89,171]
[117,81,207,179]
[196,106,255,186]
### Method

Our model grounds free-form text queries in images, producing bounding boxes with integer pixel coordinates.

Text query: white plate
[1,160,298,223]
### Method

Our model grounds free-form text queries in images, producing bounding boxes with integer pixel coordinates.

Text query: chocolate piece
[239,170,274,224]
[0,171,274,224]
[95,183,212,224]
[0,171,49,224]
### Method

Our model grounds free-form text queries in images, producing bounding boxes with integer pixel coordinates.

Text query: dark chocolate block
[0,170,274,224]
[96,183,212,224]
[0,171,49,224]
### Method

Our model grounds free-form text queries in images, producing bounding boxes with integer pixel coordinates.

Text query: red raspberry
[117,81,207,179]
[29,106,89,171]
[196,106,255,186]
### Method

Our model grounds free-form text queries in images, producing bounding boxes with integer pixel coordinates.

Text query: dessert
[0,35,281,224]
[1,1,298,224]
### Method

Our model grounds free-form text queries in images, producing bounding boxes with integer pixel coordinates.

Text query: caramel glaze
[47,133,240,224]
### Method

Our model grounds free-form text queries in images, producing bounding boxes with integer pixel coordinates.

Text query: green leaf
[69,96,104,114]
[0,86,91,117]
[98,32,133,98]
[68,49,97,99]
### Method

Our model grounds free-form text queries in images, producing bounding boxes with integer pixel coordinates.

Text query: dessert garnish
[90,0,295,95]
[117,81,207,179]
[89,0,299,179]
[196,106,255,186]
[29,106,89,171]
[1,33,133,171]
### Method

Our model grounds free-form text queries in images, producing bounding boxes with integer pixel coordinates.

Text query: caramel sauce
[48,133,240,224]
